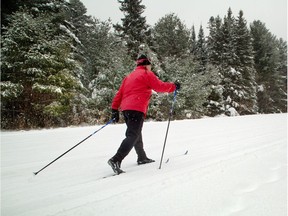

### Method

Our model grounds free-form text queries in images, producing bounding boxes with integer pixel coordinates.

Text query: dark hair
[136,54,151,66]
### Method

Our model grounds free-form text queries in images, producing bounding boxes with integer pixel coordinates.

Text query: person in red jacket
[108,54,180,174]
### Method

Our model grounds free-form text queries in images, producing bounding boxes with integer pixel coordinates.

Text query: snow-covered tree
[189,25,197,55]
[1,3,286,129]
[1,8,83,128]
[207,16,223,66]
[275,38,287,112]
[250,20,287,113]
[152,13,190,58]
[194,25,208,73]
[66,0,93,84]
[206,9,258,116]
[220,8,237,67]
[1,0,68,28]
[232,10,257,114]
[114,0,151,59]
[89,39,134,122]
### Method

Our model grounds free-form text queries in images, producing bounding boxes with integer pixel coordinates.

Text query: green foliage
[250,20,287,113]
[206,8,258,116]
[0,2,286,129]
[194,25,208,73]
[0,81,24,98]
[1,8,83,128]
[152,13,190,58]
[114,0,151,59]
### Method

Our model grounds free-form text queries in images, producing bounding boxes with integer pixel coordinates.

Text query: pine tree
[233,10,257,114]
[250,20,287,113]
[275,38,287,112]
[89,37,134,121]
[1,7,82,128]
[219,9,258,115]
[207,16,223,65]
[114,0,151,59]
[152,13,190,58]
[189,25,197,55]
[194,25,208,73]
[206,9,258,116]
[221,8,237,67]
[1,0,64,27]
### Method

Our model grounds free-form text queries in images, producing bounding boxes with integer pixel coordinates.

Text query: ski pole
[159,90,178,169]
[33,119,114,176]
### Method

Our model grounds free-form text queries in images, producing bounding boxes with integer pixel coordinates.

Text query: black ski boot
[108,159,124,175]
[137,158,155,165]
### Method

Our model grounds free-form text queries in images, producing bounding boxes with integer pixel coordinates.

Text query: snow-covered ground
[1,114,287,216]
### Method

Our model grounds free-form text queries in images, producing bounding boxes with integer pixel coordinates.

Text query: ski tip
[33,172,38,176]
[184,150,188,155]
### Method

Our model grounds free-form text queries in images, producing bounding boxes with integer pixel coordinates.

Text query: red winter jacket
[111,66,176,115]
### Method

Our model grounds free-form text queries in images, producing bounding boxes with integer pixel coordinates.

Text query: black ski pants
[112,110,147,163]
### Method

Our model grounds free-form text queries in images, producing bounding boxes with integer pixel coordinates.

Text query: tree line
[1,0,287,129]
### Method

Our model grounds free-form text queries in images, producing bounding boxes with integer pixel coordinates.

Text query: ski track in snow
[1,114,287,216]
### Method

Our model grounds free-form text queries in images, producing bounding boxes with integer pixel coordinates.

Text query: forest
[1,0,287,129]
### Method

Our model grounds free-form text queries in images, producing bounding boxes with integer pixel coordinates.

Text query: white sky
[80,0,287,40]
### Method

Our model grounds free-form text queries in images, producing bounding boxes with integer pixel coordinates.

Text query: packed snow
[1,114,287,216]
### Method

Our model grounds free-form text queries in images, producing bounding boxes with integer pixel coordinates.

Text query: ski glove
[111,109,119,123]
[174,80,181,91]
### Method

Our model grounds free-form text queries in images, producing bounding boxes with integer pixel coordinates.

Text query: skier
[108,54,180,174]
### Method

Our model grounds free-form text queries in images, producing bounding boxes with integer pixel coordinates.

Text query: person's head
[136,54,151,70]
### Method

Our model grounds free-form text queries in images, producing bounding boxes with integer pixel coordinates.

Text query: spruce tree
[233,10,257,114]
[114,0,150,59]
[207,16,223,66]
[195,25,208,73]
[152,13,190,58]
[190,25,197,55]
[250,20,287,113]
[206,9,258,116]
[1,7,82,128]
[275,38,287,112]
[221,8,237,67]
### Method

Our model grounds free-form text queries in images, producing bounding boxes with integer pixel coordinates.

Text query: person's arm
[147,71,176,93]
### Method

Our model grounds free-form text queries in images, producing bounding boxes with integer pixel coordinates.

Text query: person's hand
[174,80,181,90]
[111,109,119,123]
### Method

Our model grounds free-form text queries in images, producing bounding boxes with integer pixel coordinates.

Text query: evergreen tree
[1,0,22,28]
[1,8,82,128]
[275,38,287,112]
[220,9,258,115]
[207,16,223,66]
[194,25,208,73]
[152,13,190,58]
[206,9,258,116]
[235,11,254,68]
[66,0,135,123]
[1,0,67,28]
[89,37,134,121]
[250,20,287,113]
[66,0,87,76]
[148,55,212,120]
[220,8,237,67]
[189,25,197,55]
[114,0,151,59]
[233,10,258,114]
